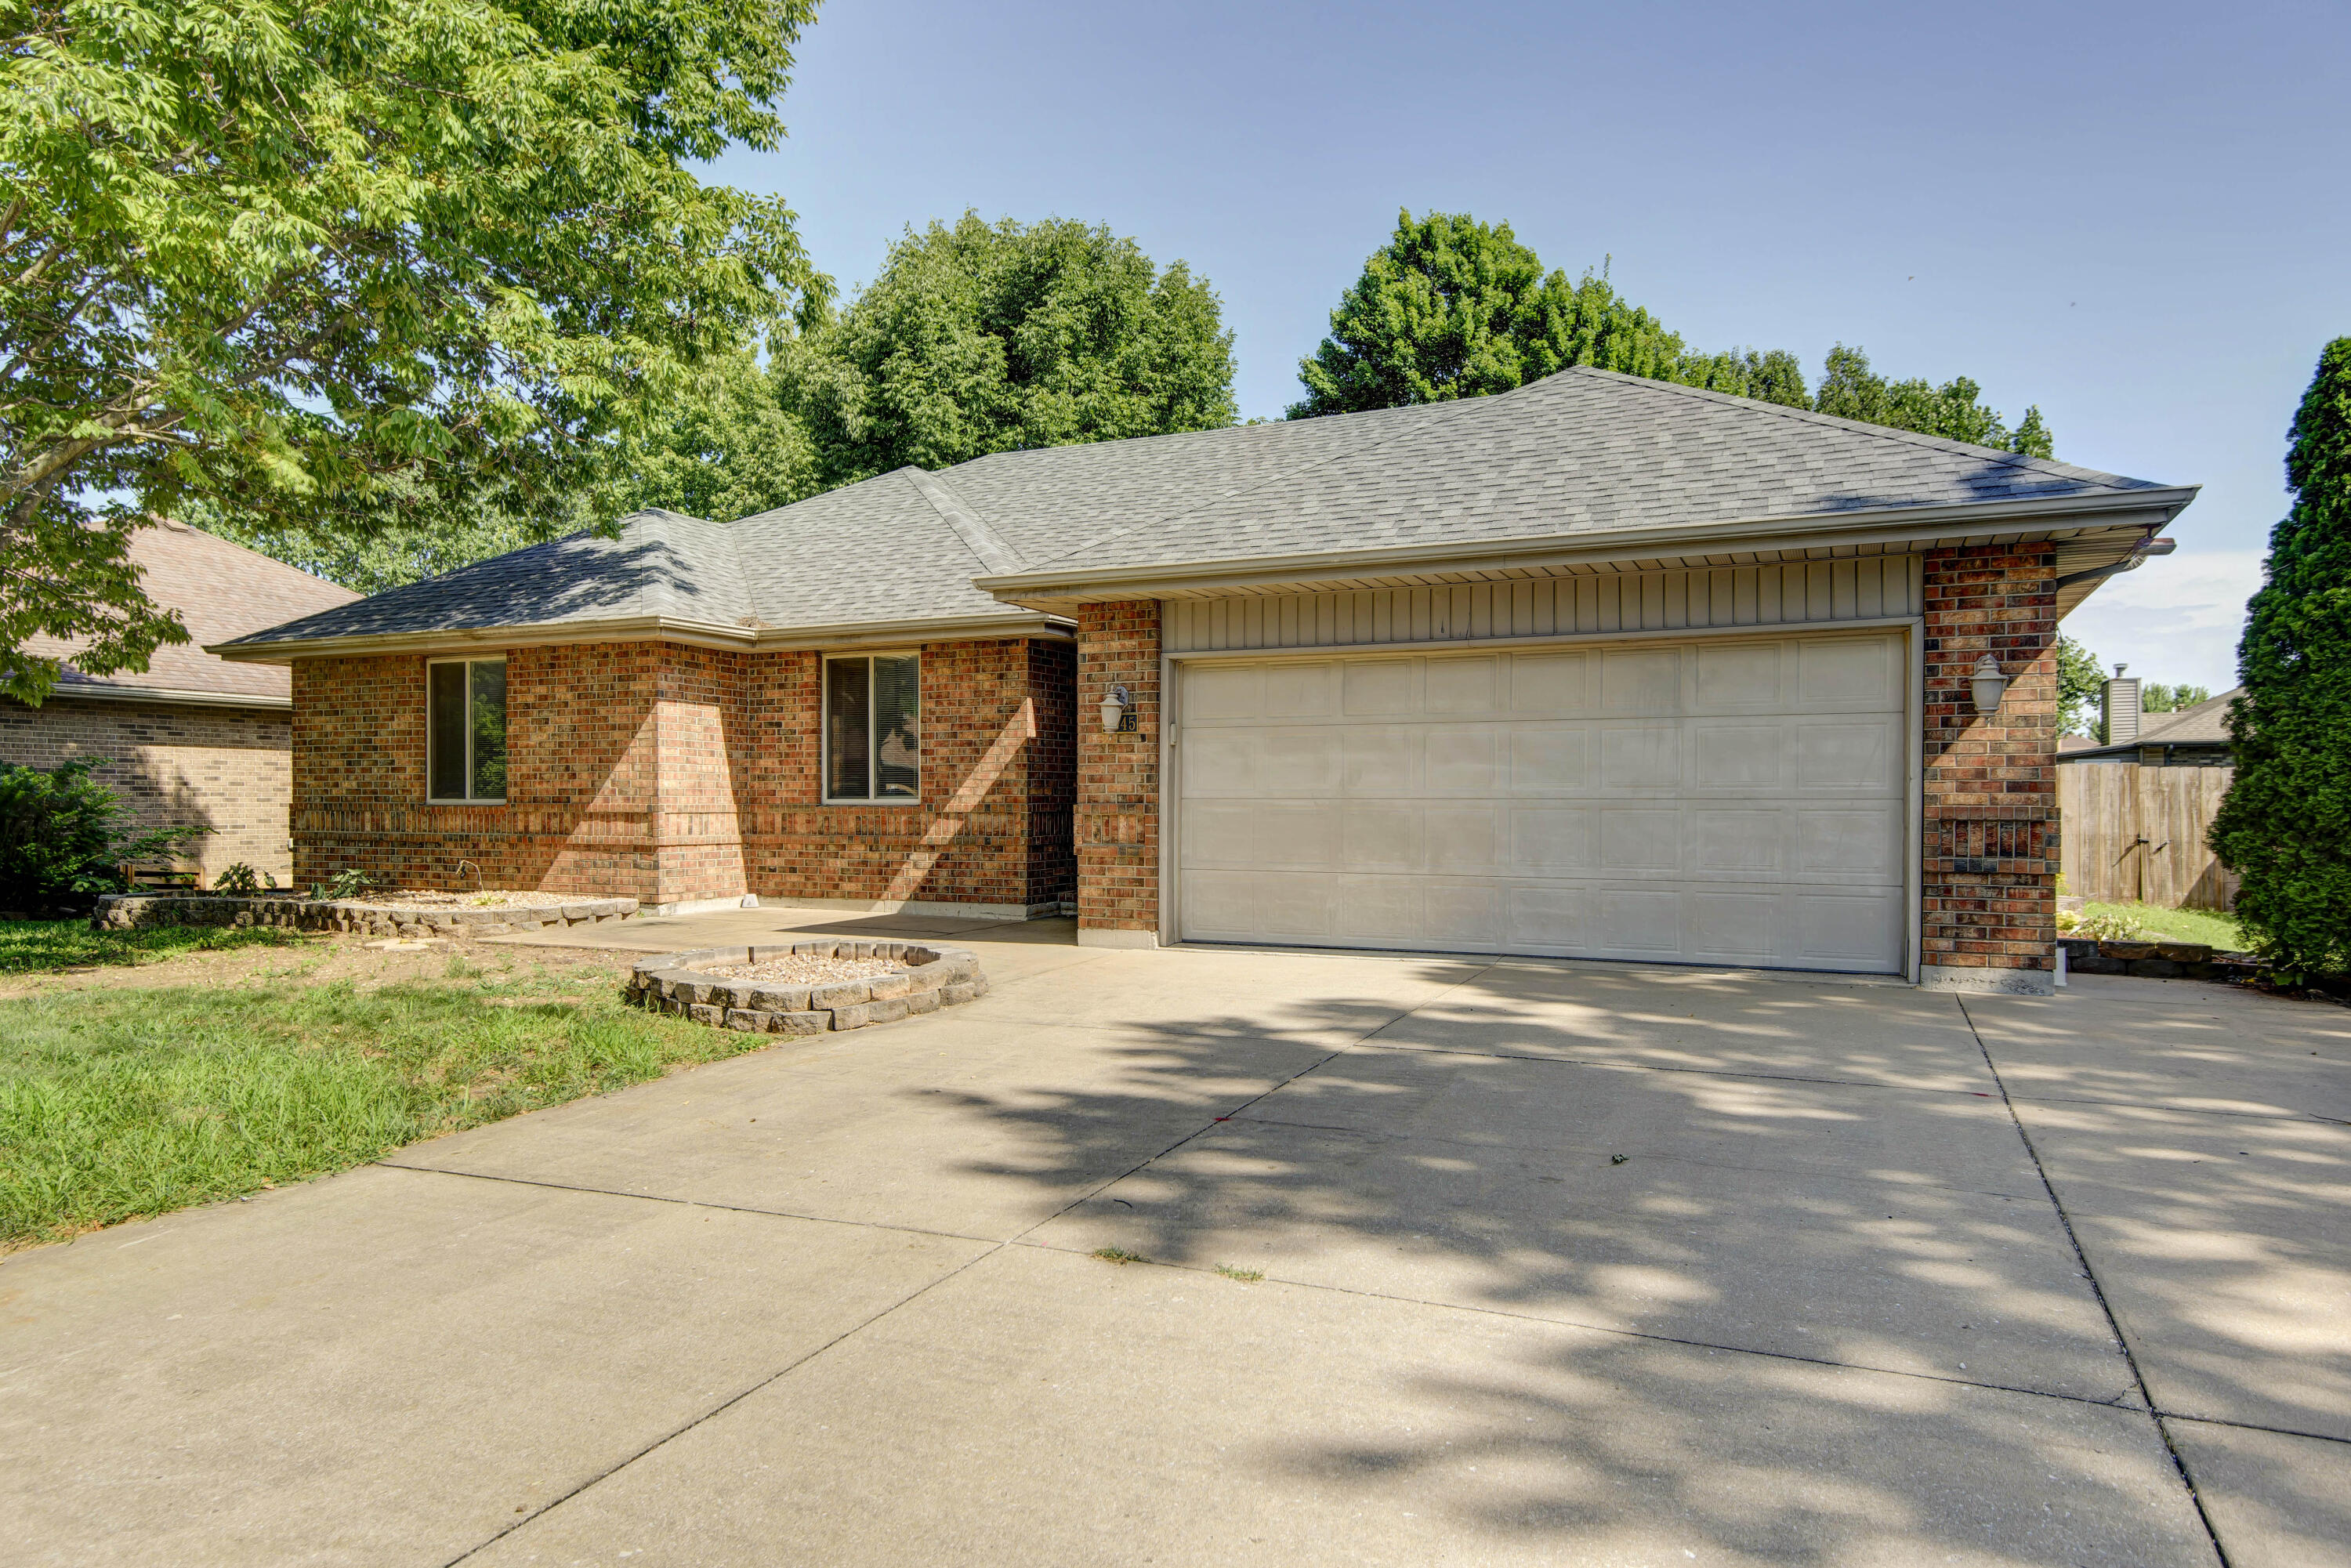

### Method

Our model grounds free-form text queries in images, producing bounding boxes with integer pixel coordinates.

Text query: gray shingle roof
[2067,689,2241,758]
[220,367,2182,654]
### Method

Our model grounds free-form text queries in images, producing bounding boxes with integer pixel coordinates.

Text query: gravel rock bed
[92,892,638,936]
[695,954,897,985]
[346,890,587,911]
[630,939,987,1035]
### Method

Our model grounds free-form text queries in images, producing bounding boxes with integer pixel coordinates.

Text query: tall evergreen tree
[1815,346,2053,457]
[801,214,1236,484]
[2209,338,2351,976]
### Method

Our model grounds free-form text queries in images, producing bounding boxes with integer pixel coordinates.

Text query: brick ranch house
[215,368,2194,995]
[4,519,359,885]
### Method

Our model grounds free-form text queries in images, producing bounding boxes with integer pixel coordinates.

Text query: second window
[824,654,920,802]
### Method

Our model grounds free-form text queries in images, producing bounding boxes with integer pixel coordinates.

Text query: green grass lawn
[0,957,773,1251]
[2067,902,2248,950]
[0,917,313,976]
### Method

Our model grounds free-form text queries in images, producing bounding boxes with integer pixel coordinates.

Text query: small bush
[310,868,375,900]
[0,759,207,913]
[213,863,273,895]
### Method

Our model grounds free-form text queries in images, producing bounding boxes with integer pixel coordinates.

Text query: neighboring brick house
[219,368,2193,993]
[3,520,360,885]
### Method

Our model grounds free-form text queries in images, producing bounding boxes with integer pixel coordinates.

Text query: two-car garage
[1172,629,1914,975]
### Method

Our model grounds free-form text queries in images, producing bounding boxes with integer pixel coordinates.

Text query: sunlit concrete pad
[2012,1099,2351,1439]
[0,1164,985,1568]
[2164,1418,2351,1568]
[1362,963,1996,1092]
[466,1244,2213,1568]
[488,907,1097,984]
[1035,1048,2131,1400]
[992,942,1489,1042]
[1969,988,2351,1120]
[381,1011,1332,1240]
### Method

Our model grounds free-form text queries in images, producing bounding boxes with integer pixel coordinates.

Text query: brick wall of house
[0,697,295,885]
[1920,544,2059,990]
[1074,601,1161,937]
[288,637,1073,911]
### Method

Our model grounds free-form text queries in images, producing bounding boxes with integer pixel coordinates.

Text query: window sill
[426,798,508,806]
[820,797,924,808]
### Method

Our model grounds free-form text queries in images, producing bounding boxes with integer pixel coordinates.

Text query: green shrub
[0,759,207,913]
[2210,339,2351,979]
[213,863,270,895]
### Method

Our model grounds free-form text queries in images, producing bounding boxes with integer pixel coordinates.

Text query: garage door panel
[1426,806,1502,872]
[1513,806,1596,871]
[1794,720,1897,791]
[1342,661,1418,715]
[1342,806,1424,872]
[1600,725,1680,790]
[1179,633,1907,974]
[1601,647,1683,712]
[1798,636,1900,708]
[1692,722,1785,790]
[1425,725,1502,794]
[1509,651,1592,712]
[1510,727,1591,792]
[1687,889,1782,962]
[1263,661,1339,717]
[1694,642,1782,709]
[1425,656,1502,714]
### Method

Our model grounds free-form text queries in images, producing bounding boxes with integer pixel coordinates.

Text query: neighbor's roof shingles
[23,520,358,702]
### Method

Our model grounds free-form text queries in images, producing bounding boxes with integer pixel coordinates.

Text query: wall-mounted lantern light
[1969,654,2009,714]
[1099,683,1136,733]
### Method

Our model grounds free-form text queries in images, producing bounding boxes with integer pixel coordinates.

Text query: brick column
[1920,545,2059,994]
[1074,600,1161,946]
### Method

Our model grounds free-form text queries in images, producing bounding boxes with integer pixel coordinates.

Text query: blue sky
[710,0,2349,693]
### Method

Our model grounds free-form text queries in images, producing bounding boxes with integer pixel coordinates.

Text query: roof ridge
[1550,367,2147,491]
[900,466,1023,574]
[1011,393,1502,572]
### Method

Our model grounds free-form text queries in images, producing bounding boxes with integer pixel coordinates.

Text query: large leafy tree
[1288,211,1708,417]
[801,214,1236,486]
[2,0,821,701]
[2056,634,2106,737]
[2209,338,2351,976]
[1814,346,2052,458]
[1290,211,2053,458]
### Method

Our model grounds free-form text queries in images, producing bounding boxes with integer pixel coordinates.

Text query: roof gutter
[5,683,292,711]
[210,609,1074,664]
[973,485,2200,605]
[2054,532,2176,590]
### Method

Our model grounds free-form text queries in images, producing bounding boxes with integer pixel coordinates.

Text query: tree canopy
[800,214,1237,486]
[2208,338,2351,976]
[1288,210,2054,458]
[2056,634,2106,737]
[2,0,821,702]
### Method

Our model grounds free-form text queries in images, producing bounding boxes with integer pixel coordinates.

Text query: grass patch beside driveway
[0,958,772,1251]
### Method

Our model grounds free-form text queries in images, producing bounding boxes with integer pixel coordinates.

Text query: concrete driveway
[4,911,2346,1566]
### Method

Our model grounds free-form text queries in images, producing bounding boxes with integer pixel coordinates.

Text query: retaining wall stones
[2059,936,2257,982]
[626,940,988,1035]
[91,893,638,939]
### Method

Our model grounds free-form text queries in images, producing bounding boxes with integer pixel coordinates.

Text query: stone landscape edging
[2059,935,2258,980]
[90,892,638,938]
[626,939,988,1035]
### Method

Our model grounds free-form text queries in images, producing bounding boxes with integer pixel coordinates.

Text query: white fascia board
[972,487,2200,607]
[208,611,1073,665]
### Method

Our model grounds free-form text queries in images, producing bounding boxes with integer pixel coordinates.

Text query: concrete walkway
[3,911,2345,1566]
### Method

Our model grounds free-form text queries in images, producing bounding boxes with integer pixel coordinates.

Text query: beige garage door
[1174,631,1910,972]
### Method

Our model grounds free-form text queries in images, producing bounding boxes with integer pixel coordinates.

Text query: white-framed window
[823,652,920,803]
[427,657,508,803]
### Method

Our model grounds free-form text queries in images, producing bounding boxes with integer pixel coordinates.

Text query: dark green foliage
[1288,212,1690,417]
[1289,213,2052,455]
[802,214,1237,485]
[2141,683,2212,715]
[2209,339,2351,976]
[0,759,207,911]
[2056,635,2106,737]
[1814,346,2052,456]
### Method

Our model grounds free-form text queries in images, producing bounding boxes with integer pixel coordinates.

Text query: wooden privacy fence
[2058,764,2238,909]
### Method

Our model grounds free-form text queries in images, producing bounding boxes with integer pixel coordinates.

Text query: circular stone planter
[627,939,988,1035]
[90,892,638,939]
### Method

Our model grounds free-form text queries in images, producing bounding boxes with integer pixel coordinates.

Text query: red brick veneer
[1920,544,2059,984]
[291,638,1074,911]
[1074,601,1161,936]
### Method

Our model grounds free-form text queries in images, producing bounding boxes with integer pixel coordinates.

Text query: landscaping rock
[628,939,987,1038]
